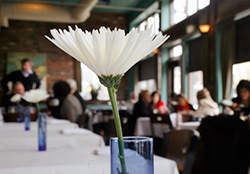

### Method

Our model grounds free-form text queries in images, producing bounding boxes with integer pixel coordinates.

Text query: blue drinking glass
[24,106,30,131]
[110,137,154,174]
[38,113,47,151]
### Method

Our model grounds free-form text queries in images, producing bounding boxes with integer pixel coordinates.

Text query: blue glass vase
[24,106,30,131]
[17,104,23,123]
[110,137,154,174]
[38,113,47,151]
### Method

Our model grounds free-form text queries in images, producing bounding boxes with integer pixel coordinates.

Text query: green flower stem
[107,87,128,174]
[36,103,41,114]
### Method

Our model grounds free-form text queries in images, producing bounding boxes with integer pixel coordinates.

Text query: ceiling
[2,0,149,13]
[1,0,152,25]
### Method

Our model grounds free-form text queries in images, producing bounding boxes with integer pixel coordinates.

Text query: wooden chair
[161,129,199,174]
[76,113,88,128]
[150,113,173,155]
[104,116,129,145]
[182,114,193,122]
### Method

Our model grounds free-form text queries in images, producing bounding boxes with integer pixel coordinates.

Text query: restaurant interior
[0,0,250,174]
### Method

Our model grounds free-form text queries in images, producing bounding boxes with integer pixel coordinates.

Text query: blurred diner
[232,79,250,116]
[2,81,28,112]
[125,90,152,136]
[175,93,195,114]
[1,58,40,93]
[66,78,86,114]
[124,91,138,115]
[151,91,168,114]
[53,80,83,123]
[194,87,219,117]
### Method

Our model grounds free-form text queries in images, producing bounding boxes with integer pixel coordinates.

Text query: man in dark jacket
[125,90,152,136]
[2,58,40,93]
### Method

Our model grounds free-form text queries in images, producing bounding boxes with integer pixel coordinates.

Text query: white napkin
[92,146,110,155]
[60,128,92,135]
[47,118,71,124]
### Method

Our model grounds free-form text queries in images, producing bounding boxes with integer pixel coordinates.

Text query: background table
[134,116,201,136]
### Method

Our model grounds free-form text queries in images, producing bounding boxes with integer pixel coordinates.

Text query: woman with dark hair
[151,91,168,114]
[232,79,250,116]
[52,80,83,122]
[175,93,195,113]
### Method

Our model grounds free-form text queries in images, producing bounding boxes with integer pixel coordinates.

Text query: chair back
[104,114,128,145]
[161,129,199,173]
[76,113,88,128]
[150,113,173,138]
[182,114,193,122]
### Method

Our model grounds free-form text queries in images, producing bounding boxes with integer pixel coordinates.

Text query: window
[80,63,109,100]
[172,0,187,24]
[198,0,210,10]
[188,70,203,109]
[138,79,156,94]
[170,0,210,25]
[168,45,182,95]
[169,45,183,58]
[232,61,250,98]
[138,13,160,34]
[174,66,181,94]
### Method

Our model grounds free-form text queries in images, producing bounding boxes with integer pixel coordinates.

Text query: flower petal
[46,26,169,78]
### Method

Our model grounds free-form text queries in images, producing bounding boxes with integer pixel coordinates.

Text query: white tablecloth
[176,122,200,130]
[0,121,105,150]
[0,147,179,174]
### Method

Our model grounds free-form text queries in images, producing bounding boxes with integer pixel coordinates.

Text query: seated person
[125,91,138,115]
[151,91,168,114]
[2,81,28,112]
[175,93,195,114]
[168,92,178,113]
[125,90,152,136]
[231,80,250,116]
[53,80,83,123]
[66,79,86,114]
[133,90,152,117]
[194,88,219,117]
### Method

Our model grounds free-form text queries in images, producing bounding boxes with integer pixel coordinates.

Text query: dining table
[0,117,179,174]
[134,114,201,137]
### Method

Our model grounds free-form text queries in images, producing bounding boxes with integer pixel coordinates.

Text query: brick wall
[0,12,129,104]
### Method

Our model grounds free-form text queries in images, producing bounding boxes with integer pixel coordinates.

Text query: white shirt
[22,70,33,78]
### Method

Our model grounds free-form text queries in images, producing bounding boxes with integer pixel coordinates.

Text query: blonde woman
[194,88,219,117]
